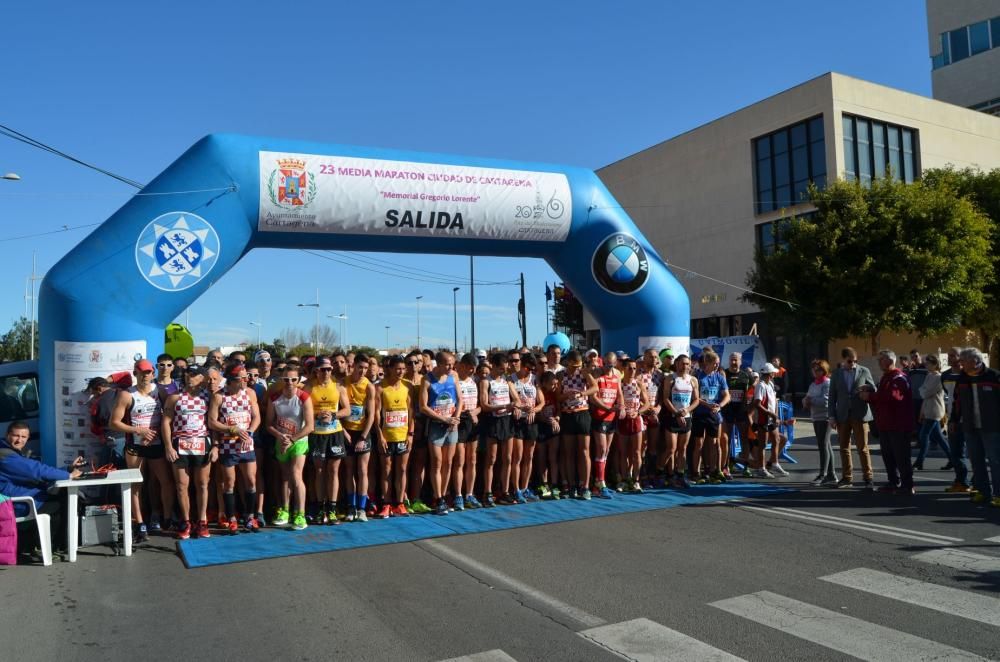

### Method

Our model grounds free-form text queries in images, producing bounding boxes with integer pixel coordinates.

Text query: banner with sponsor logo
[689,335,768,371]
[257,151,572,242]
[53,340,145,468]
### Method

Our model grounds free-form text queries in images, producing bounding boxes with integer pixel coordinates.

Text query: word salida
[385,209,464,230]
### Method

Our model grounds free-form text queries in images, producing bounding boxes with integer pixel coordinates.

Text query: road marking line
[710,591,987,661]
[419,538,606,628]
[440,651,518,662]
[762,506,962,541]
[579,618,744,661]
[821,567,1000,627]
[986,536,1000,543]
[912,548,1000,573]
[740,505,959,545]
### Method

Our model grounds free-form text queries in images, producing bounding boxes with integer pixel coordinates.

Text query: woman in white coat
[914,354,951,471]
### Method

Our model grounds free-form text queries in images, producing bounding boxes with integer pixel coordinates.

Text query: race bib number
[730,390,744,403]
[600,388,617,405]
[385,410,408,428]
[349,404,364,422]
[277,417,297,435]
[314,412,339,433]
[177,436,206,455]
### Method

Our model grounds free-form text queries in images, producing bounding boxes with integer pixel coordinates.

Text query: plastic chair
[11,496,52,566]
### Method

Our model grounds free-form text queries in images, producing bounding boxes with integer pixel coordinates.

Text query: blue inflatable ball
[541,332,571,353]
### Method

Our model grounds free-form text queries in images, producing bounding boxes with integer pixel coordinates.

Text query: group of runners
[93,343,791,541]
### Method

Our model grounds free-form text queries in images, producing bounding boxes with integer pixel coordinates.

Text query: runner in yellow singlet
[304,356,350,525]
[342,355,376,522]
[374,355,414,518]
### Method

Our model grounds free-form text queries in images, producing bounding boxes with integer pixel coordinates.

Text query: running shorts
[513,419,538,442]
[559,410,591,436]
[692,413,721,438]
[427,420,459,447]
[457,413,478,443]
[486,415,513,442]
[219,450,256,467]
[590,419,616,435]
[172,454,211,468]
[617,416,644,436]
[275,438,309,463]
[382,441,409,456]
[309,431,346,460]
[721,403,750,424]
[126,441,165,460]
[347,428,372,455]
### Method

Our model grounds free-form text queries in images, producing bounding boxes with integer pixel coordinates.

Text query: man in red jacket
[862,350,915,495]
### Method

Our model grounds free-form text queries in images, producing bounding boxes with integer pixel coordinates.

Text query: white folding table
[54,468,144,562]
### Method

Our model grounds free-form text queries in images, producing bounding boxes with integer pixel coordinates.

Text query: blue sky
[0,1,931,351]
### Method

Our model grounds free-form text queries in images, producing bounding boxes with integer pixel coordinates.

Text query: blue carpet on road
[177,483,791,569]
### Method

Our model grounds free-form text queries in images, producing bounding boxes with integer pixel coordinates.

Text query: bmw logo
[135,211,220,292]
[591,232,650,295]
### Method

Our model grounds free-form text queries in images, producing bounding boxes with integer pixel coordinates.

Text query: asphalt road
[3,427,999,662]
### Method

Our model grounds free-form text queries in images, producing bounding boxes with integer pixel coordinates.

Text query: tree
[0,317,37,362]
[743,177,993,352]
[922,167,1000,362]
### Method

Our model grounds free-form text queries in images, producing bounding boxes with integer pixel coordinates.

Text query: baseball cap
[134,359,154,372]
[475,349,487,358]
[87,376,110,391]
[224,364,246,380]
[615,350,627,359]
[585,349,599,357]
[659,348,675,361]
[759,362,779,374]
[185,364,208,377]
[314,356,333,369]
[254,350,271,363]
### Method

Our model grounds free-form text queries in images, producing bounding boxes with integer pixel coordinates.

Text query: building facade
[927,0,1000,115]
[594,72,1000,391]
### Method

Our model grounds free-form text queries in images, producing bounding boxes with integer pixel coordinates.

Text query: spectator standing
[828,347,876,489]
[862,350,915,494]
[940,347,969,491]
[913,354,950,471]
[907,350,928,442]
[951,348,1000,507]
[803,360,837,486]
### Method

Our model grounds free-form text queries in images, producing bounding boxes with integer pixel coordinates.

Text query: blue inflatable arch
[39,134,689,463]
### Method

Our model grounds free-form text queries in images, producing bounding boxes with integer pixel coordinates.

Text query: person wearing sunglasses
[304,356,350,525]
[147,352,179,531]
[208,365,262,533]
[254,350,274,385]
[420,351,463,515]
[512,354,544,503]
[374,355,414,518]
[404,350,432,514]
[161,366,217,539]
[109,358,174,542]
[265,365,315,529]
[660,355,701,488]
[342,355,377,522]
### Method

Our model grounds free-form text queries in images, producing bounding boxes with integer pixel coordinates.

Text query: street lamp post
[249,321,262,347]
[452,287,460,354]
[416,295,423,349]
[385,326,390,353]
[27,251,43,361]
[2,173,20,181]
[296,288,320,354]
[327,312,349,350]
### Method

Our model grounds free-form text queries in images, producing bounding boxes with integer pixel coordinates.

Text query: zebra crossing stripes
[579,618,745,661]
[821,567,1000,627]
[913,548,1000,573]
[710,590,988,661]
[440,651,518,662]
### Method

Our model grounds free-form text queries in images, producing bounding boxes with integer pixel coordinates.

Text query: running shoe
[465,494,482,509]
[549,486,561,500]
[434,499,449,516]
[972,493,988,504]
[945,482,970,493]
[355,509,369,523]
[863,479,875,491]
[752,468,774,479]
[514,490,527,505]
[392,503,409,517]
[721,471,733,482]
[136,523,149,543]
[227,517,239,535]
[498,493,515,505]
[896,487,916,496]
[810,475,826,486]
[579,488,592,500]
[632,482,644,494]
[770,464,789,477]
[598,486,615,499]
[835,478,853,489]
[523,488,540,502]
[345,508,356,523]
[273,508,289,526]
[244,515,260,533]
[291,512,307,530]
[453,495,465,511]
[255,512,267,528]
[676,473,691,488]
[216,514,228,529]
[410,500,432,515]
[177,521,192,540]
[149,517,162,533]
[616,481,627,493]
[741,467,753,478]
[694,474,707,485]
[484,493,496,508]
[991,497,1000,508]
[196,520,211,538]
[709,472,724,485]
[538,484,552,499]
[376,504,392,519]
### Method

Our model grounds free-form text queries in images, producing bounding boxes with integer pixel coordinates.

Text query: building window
[753,115,826,214]
[842,114,919,185]
[756,212,815,257]
[932,15,1000,69]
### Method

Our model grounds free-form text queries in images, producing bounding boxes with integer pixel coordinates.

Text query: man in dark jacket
[862,350,915,494]
[0,420,83,548]
[951,347,1000,507]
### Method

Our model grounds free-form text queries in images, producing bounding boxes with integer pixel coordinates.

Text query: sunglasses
[408,360,422,365]
[248,373,259,378]
[157,363,172,368]
[510,359,521,363]
[226,376,243,382]
[282,377,298,383]
[258,358,272,363]
[317,367,333,372]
